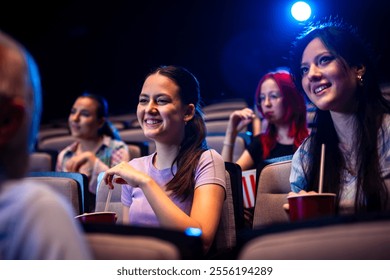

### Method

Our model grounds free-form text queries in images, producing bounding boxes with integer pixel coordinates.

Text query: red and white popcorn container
[241,169,257,208]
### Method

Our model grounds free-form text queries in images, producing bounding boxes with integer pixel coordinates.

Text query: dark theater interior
[2,0,390,123]
[1,0,390,263]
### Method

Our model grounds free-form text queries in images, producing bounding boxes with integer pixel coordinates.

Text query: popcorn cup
[242,169,257,208]
[75,211,117,224]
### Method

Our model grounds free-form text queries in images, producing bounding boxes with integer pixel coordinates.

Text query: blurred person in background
[221,68,309,171]
[221,68,309,227]
[56,93,129,210]
[0,30,91,259]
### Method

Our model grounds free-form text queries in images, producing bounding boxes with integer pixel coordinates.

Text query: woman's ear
[0,98,26,146]
[355,64,366,77]
[184,104,195,122]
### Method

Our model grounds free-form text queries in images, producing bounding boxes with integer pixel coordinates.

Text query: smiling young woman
[101,65,226,254]
[288,17,390,215]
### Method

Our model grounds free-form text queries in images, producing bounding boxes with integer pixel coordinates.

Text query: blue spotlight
[291,1,311,22]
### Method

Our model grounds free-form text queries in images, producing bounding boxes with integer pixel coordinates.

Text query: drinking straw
[104,188,112,212]
[318,143,325,193]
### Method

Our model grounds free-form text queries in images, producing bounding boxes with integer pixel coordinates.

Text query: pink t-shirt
[121,149,226,226]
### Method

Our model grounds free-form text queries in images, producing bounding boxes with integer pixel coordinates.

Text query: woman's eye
[319,55,334,65]
[138,98,148,104]
[258,96,266,104]
[156,99,168,104]
[300,66,309,76]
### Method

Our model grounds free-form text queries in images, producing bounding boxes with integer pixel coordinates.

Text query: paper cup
[242,169,257,208]
[288,193,336,222]
[75,211,117,224]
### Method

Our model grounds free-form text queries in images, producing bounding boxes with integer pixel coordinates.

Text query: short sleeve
[194,149,226,192]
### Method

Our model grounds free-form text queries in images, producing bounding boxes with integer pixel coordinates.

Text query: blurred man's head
[0,31,42,179]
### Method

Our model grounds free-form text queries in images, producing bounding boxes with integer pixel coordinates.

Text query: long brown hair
[146,65,207,200]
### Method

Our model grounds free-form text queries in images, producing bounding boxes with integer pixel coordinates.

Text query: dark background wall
[1,0,389,124]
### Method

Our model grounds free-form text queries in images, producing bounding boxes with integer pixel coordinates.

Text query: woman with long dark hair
[102,65,226,254]
[288,18,390,215]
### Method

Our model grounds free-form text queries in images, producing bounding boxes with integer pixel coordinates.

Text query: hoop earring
[357,75,364,86]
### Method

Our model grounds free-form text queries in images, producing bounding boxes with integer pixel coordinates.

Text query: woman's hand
[222,108,256,163]
[283,190,318,212]
[283,191,297,213]
[65,151,96,174]
[228,108,256,133]
[102,161,151,189]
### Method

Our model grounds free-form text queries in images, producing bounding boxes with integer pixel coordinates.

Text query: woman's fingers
[67,160,78,172]
[114,178,127,184]
[104,173,115,189]
[103,167,128,189]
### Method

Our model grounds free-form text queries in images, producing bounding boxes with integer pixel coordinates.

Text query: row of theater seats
[22,171,199,259]
[82,214,390,259]
[23,161,244,259]
[28,99,390,259]
[24,156,390,259]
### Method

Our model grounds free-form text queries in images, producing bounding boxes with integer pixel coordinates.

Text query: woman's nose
[264,96,271,107]
[307,64,321,81]
[145,100,157,113]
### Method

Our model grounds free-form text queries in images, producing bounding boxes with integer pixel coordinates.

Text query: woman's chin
[143,131,157,141]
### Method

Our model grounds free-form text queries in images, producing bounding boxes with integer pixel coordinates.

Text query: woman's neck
[76,136,104,154]
[330,111,356,147]
[153,143,180,170]
[275,123,294,145]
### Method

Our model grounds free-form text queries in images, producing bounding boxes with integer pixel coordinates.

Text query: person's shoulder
[292,137,311,160]
[1,179,71,212]
[201,149,224,163]
[380,114,390,136]
[19,179,66,201]
[0,180,91,260]
[251,133,263,142]
[382,114,390,124]
[202,148,222,157]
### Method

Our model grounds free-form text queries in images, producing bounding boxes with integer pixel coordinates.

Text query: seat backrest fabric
[252,160,292,228]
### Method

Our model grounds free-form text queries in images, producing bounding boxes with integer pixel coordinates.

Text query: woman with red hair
[222,68,309,171]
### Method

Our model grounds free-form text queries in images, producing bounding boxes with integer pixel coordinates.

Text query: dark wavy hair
[289,17,390,213]
[254,69,309,159]
[79,92,121,140]
[145,65,207,200]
